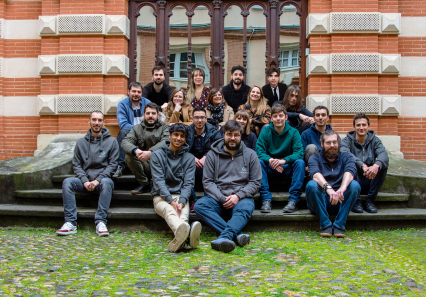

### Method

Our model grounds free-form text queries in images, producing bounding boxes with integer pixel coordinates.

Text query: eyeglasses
[324,141,339,145]
[193,116,207,120]
[225,133,241,138]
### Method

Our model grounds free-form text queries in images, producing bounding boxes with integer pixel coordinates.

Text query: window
[279,49,299,69]
[169,51,209,82]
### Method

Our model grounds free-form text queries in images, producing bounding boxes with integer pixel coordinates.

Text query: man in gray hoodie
[194,120,261,253]
[151,123,201,252]
[56,111,119,237]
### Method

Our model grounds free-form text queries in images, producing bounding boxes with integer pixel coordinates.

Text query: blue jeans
[357,168,387,202]
[117,129,130,168]
[194,195,255,241]
[305,180,360,231]
[259,159,305,202]
[62,177,114,225]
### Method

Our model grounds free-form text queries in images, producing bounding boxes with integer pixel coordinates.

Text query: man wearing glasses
[305,130,360,238]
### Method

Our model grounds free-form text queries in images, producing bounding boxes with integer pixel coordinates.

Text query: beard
[233,79,242,85]
[225,140,241,151]
[323,147,339,160]
[154,80,163,86]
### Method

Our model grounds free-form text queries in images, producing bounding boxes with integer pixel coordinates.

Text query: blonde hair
[234,110,251,136]
[164,89,187,118]
[245,85,268,116]
[186,68,205,104]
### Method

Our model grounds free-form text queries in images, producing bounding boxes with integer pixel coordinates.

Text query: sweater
[142,82,173,108]
[117,97,151,131]
[300,124,333,151]
[222,80,251,113]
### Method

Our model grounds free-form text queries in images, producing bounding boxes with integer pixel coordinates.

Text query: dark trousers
[190,168,204,203]
[356,168,387,202]
[117,129,130,169]
[194,195,255,241]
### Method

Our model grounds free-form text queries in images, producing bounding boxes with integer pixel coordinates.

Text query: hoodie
[222,80,251,113]
[72,128,119,183]
[300,124,333,151]
[151,141,196,205]
[203,139,261,204]
[340,130,389,171]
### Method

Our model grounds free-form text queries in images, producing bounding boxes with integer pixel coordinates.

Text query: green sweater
[255,122,303,164]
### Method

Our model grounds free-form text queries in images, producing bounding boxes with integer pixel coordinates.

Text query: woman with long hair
[238,85,271,136]
[163,89,194,125]
[186,68,210,108]
[206,88,234,130]
[279,86,314,134]
[234,110,257,150]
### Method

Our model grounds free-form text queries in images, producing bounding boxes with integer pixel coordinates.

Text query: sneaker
[211,238,236,253]
[113,166,124,178]
[333,227,346,238]
[96,222,109,237]
[320,226,333,237]
[283,201,298,213]
[364,199,378,213]
[260,200,272,213]
[56,222,77,236]
[168,222,190,253]
[351,199,364,213]
[236,234,250,247]
[188,221,202,249]
[130,184,150,195]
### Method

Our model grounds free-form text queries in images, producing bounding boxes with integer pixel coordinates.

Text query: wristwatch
[322,183,332,191]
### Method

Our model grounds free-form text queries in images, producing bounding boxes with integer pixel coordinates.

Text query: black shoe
[283,201,298,213]
[260,201,272,213]
[333,227,346,238]
[113,166,123,178]
[236,234,250,247]
[351,199,364,213]
[320,226,333,237]
[364,199,378,213]
[130,184,150,194]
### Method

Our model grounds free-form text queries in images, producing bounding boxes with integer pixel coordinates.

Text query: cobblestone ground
[0,229,425,297]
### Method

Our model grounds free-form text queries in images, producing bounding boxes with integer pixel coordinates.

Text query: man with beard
[115,82,151,177]
[142,66,173,110]
[261,67,287,106]
[222,65,251,113]
[194,120,261,253]
[121,103,170,194]
[306,130,361,238]
[56,111,119,237]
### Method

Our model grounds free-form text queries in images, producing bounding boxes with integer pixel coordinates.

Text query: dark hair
[192,107,206,116]
[353,112,370,126]
[206,88,227,106]
[224,120,243,134]
[144,102,159,114]
[282,86,302,112]
[313,105,329,117]
[169,123,188,138]
[320,129,341,144]
[231,65,246,75]
[128,82,143,91]
[271,104,287,117]
[90,110,104,120]
[152,66,165,75]
[266,67,280,77]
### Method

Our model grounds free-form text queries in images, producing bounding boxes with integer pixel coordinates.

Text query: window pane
[283,51,289,58]
[292,58,298,66]
[170,54,176,63]
[191,54,196,63]
[292,50,298,58]
[180,70,188,78]
[180,52,188,62]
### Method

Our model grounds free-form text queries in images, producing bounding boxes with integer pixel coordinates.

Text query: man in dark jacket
[340,113,389,213]
[151,123,202,252]
[121,103,170,194]
[194,121,261,253]
[56,111,119,237]
[142,66,173,110]
[222,65,251,113]
[262,67,287,106]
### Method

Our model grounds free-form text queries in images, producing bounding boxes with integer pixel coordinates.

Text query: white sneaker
[96,222,109,237]
[189,221,202,249]
[168,222,190,253]
[56,222,77,235]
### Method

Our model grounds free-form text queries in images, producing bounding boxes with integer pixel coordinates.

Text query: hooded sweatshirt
[255,122,303,164]
[222,80,251,113]
[340,130,389,171]
[151,141,195,205]
[72,128,119,183]
[300,123,333,151]
[203,139,261,205]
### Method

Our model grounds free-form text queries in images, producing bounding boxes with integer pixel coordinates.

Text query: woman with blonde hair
[163,89,193,125]
[186,68,210,108]
[205,88,234,130]
[234,110,257,150]
[238,85,271,136]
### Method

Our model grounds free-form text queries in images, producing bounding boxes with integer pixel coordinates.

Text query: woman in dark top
[275,85,314,134]
[163,89,193,125]
[234,110,257,150]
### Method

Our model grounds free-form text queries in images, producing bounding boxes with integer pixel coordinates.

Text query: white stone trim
[105,95,127,115]
[382,13,401,34]
[306,14,329,37]
[38,95,56,115]
[381,54,401,74]
[2,96,38,116]
[39,16,57,35]
[38,55,56,75]
[0,96,3,116]
[306,54,329,76]
[2,58,39,78]
[3,20,40,39]
[400,57,426,77]
[381,95,401,115]
[401,97,426,117]
[400,17,426,37]
[0,19,3,39]
[306,95,330,112]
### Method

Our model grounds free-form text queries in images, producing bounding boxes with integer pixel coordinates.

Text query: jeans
[62,177,114,225]
[305,180,360,231]
[117,129,130,169]
[259,159,305,202]
[194,195,255,241]
[356,168,387,202]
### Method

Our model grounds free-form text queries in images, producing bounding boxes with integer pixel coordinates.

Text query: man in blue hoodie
[114,82,151,177]
[56,111,119,237]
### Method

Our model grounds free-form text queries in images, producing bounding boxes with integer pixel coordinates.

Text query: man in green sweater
[255,104,305,213]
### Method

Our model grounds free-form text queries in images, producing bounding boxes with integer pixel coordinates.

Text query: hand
[362,163,369,173]
[308,117,315,124]
[269,158,285,173]
[335,186,346,203]
[174,103,182,112]
[218,125,222,131]
[195,156,206,169]
[90,180,100,190]
[364,164,379,179]
[83,181,92,191]
[161,102,169,110]
[170,201,180,217]
[135,149,144,161]
[223,195,240,209]
[305,166,309,173]
[326,188,341,205]
[140,151,152,162]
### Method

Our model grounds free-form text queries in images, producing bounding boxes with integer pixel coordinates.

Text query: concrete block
[39,16,57,35]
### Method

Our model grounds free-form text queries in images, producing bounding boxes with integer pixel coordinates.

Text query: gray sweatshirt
[151,141,196,205]
[203,139,262,204]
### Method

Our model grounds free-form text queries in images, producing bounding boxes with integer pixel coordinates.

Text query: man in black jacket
[222,65,251,113]
[142,66,174,110]
[262,67,287,106]
[340,113,389,213]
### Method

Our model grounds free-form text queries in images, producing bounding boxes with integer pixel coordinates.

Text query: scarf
[207,104,225,122]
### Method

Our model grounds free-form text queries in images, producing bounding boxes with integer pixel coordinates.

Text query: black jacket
[242,131,257,150]
[262,83,287,106]
[186,122,223,156]
[222,80,251,113]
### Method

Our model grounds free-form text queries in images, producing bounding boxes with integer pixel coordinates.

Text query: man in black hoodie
[56,111,119,237]
[340,113,389,213]
[194,121,261,253]
[222,65,251,113]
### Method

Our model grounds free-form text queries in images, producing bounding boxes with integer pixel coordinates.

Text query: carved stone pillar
[210,0,224,88]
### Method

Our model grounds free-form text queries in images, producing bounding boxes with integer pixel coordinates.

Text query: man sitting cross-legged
[194,120,261,253]
[151,123,202,252]
[56,111,119,237]
[306,130,361,238]
[256,104,305,213]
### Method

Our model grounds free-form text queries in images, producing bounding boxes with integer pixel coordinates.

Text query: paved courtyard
[0,228,425,297]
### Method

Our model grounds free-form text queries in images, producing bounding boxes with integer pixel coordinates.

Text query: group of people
[56,65,389,253]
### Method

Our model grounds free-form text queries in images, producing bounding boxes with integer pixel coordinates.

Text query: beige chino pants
[153,195,189,234]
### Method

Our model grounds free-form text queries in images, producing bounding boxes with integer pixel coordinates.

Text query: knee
[238,199,255,213]
[194,197,209,214]
[100,178,114,189]
[305,180,320,193]
[293,159,305,168]
[347,180,361,193]
[62,177,76,189]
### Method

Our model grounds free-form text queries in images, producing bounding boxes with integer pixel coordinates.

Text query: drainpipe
[246,28,255,84]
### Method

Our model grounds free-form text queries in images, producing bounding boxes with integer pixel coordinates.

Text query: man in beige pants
[151,123,201,252]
